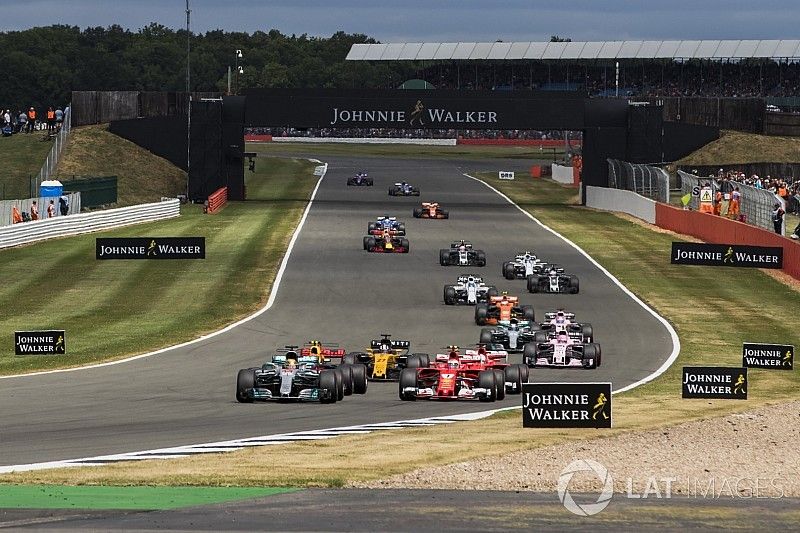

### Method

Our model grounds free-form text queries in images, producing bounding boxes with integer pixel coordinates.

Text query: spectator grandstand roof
[346,40,800,61]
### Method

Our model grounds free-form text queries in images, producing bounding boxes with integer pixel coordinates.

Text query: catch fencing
[677,170,783,233]
[0,198,179,250]
[607,159,670,204]
[33,105,72,194]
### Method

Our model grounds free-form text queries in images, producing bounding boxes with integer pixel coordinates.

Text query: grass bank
[6,174,797,487]
[0,131,54,199]
[0,156,319,374]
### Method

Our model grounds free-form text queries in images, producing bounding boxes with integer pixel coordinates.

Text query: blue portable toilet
[40,180,63,197]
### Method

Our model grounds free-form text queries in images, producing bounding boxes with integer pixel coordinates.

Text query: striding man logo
[592,393,609,420]
[734,373,746,394]
[409,100,425,126]
[723,246,734,264]
[147,239,157,256]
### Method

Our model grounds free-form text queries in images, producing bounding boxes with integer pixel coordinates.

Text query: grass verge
[4,174,798,488]
[0,156,318,374]
[678,129,800,165]
[0,130,54,200]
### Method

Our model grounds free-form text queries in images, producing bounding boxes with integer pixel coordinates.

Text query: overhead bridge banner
[671,242,783,268]
[96,238,206,260]
[243,88,587,130]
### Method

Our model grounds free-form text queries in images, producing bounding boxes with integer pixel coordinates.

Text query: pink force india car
[523,329,602,369]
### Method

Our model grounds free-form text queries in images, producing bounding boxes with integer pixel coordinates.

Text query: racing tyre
[366,179,373,186]
[475,251,486,267]
[523,342,538,366]
[569,275,580,294]
[582,343,599,369]
[439,249,450,266]
[351,364,368,394]
[504,263,516,280]
[581,323,593,343]
[406,355,422,369]
[399,368,417,401]
[413,190,420,196]
[440,210,449,219]
[475,303,489,326]
[533,331,549,343]
[400,238,410,253]
[366,237,376,251]
[397,223,406,234]
[363,236,371,250]
[236,369,256,403]
[522,305,535,322]
[493,369,506,401]
[503,364,521,394]
[343,353,358,365]
[479,328,494,345]
[411,353,430,368]
[388,188,395,196]
[518,363,530,383]
[486,286,499,298]
[478,370,496,402]
[368,222,376,232]
[338,365,354,396]
[319,371,338,404]
[527,275,538,293]
[413,207,423,218]
[333,369,345,400]
[444,286,457,305]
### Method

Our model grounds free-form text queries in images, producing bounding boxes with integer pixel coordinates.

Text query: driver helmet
[285,350,298,366]
[448,354,460,368]
[557,331,569,343]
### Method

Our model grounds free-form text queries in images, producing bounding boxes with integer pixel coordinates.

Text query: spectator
[26,106,36,133]
[58,195,69,216]
[29,200,39,221]
[729,187,741,220]
[55,107,64,131]
[3,109,10,128]
[47,199,55,218]
[46,106,55,133]
[772,203,784,235]
[17,110,27,133]
[11,205,22,224]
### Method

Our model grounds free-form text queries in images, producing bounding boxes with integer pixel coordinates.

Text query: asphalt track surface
[0,154,673,467]
[4,490,797,531]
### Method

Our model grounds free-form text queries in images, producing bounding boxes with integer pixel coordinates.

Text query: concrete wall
[552,164,574,185]
[585,186,656,224]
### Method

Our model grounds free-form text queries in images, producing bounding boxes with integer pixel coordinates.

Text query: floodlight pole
[186,0,191,198]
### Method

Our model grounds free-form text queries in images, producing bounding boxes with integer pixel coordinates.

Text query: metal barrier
[33,105,72,194]
[0,192,82,227]
[0,198,179,250]
[607,159,670,203]
[677,170,782,233]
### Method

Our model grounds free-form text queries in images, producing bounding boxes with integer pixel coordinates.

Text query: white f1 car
[527,266,580,294]
[443,275,498,305]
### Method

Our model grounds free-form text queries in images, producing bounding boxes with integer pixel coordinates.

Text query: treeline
[0,24,419,110]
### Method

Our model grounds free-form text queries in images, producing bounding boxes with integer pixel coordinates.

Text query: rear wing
[543,311,576,321]
[456,275,484,283]
[370,339,410,350]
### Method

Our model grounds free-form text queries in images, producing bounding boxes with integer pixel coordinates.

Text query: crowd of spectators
[1,105,65,137]
[246,126,581,141]
[704,168,800,213]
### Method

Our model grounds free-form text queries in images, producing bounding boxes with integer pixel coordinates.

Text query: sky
[2,0,800,42]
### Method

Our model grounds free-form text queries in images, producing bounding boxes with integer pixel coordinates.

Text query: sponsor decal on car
[522,382,612,428]
[742,343,793,370]
[670,243,782,268]
[15,330,66,355]
[96,237,206,259]
[682,367,747,399]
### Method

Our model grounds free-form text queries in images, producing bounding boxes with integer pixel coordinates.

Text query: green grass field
[0,156,318,374]
[0,131,54,199]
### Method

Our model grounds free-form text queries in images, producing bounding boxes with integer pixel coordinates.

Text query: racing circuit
[0,154,675,469]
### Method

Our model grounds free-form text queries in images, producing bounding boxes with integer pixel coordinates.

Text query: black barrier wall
[109,116,187,171]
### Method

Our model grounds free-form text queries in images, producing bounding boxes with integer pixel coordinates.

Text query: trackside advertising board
[671,242,782,268]
[96,238,205,259]
[522,382,612,428]
[15,330,66,355]
[682,367,748,399]
[743,343,794,370]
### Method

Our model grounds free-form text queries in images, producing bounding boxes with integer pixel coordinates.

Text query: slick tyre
[582,343,600,369]
[527,275,539,293]
[439,249,450,266]
[523,342,538,366]
[493,369,506,401]
[569,275,580,294]
[366,237,376,251]
[350,364,368,394]
[478,370,496,402]
[411,353,430,368]
[343,353,358,365]
[522,305,535,322]
[476,251,486,267]
[319,371,338,404]
[486,286,499,298]
[444,286,457,305]
[504,263,516,280]
[413,207,423,218]
[479,328,494,345]
[581,324,594,343]
[440,210,449,219]
[236,369,256,403]
[503,364,525,394]
[475,303,489,326]
[333,369,345,400]
[399,368,417,401]
[533,331,549,343]
[337,366,353,396]
[400,238,410,253]
[363,236,371,250]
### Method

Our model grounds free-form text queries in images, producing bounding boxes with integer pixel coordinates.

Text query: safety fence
[33,105,72,194]
[678,170,783,233]
[207,187,228,213]
[0,198,179,250]
[585,186,656,224]
[607,159,670,204]
[0,192,82,227]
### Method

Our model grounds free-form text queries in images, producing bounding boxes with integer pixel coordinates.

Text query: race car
[439,240,486,267]
[367,216,406,236]
[502,251,550,280]
[235,343,368,403]
[523,330,602,369]
[398,345,528,401]
[363,230,410,253]
[388,182,420,196]
[347,172,373,186]
[343,334,419,381]
[534,310,594,343]
[443,275,498,305]
[479,319,538,352]
[474,293,535,326]
[527,266,580,294]
[413,202,449,219]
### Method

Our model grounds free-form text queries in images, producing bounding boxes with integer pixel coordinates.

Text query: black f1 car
[479,320,537,352]
[347,172,373,186]
[444,275,498,305]
[527,266,579,294]
[388,182,420,196]
[236,345,368,403]
[440,240,486,267]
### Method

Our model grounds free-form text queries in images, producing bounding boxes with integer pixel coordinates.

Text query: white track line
[0,163,328,380]
[462,173,681,394]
